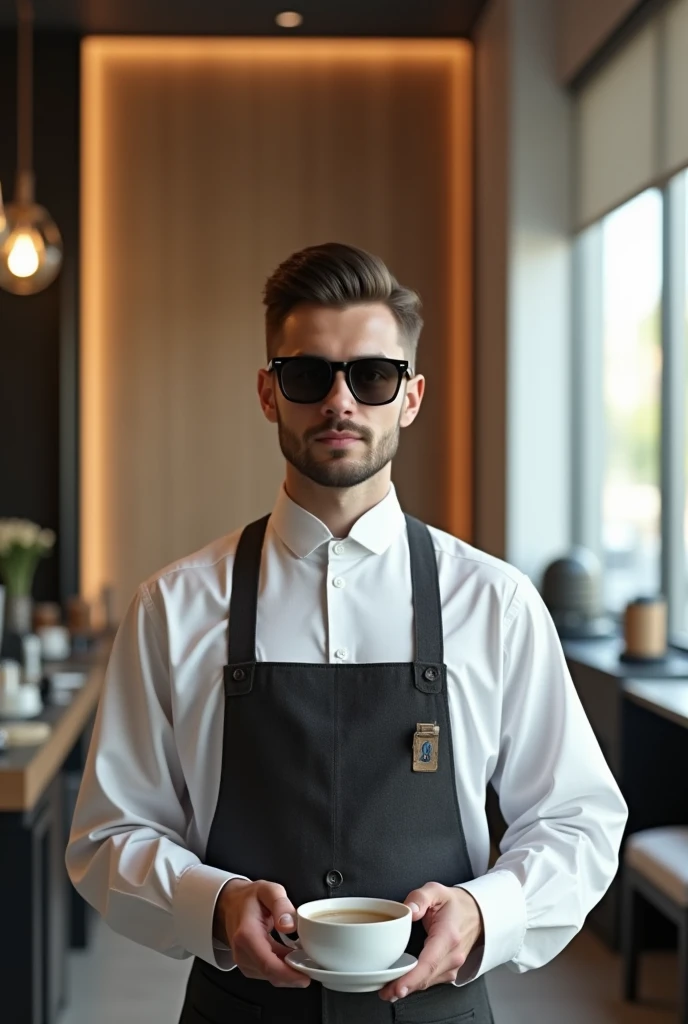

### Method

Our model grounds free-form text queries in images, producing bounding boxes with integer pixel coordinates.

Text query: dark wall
[0,32,79,602]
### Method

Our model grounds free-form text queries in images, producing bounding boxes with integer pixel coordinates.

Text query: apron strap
[226,514,270,665]
[405,514,444,667]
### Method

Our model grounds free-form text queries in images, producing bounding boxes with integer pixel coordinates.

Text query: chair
[622,826,688,1022]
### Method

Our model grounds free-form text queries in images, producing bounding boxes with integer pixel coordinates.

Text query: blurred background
[0,0,687,1022]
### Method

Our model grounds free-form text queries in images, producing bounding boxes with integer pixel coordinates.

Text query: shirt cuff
[452,870,527,985]
[174,864,250,971]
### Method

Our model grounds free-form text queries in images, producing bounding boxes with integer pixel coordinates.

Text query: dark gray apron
[178,514,494,1024]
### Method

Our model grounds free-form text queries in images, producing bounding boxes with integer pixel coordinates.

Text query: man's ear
[257,368,279,424]
[399,374,425,429]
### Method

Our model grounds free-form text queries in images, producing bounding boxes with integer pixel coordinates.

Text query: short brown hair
[263,242,423,365]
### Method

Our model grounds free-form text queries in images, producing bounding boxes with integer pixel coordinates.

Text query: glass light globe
[0,196,63,296]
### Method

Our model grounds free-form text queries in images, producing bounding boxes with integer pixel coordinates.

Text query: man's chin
[296,459,378,489]
[311,467,368,487]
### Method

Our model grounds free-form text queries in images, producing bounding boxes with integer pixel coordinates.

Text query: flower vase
[5,593,33,635]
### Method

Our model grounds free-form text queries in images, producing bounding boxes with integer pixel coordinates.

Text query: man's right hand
[213,878,311,988]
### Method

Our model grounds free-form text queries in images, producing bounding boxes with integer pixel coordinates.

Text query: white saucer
[0,705,43,720]
[285,950,417,993]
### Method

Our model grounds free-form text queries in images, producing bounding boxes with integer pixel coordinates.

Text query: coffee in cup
[308,910,396,925]
[279,896,411,973]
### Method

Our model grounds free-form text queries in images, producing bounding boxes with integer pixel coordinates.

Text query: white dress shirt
[66,483,628,988]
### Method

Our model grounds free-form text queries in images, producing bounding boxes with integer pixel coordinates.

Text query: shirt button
[333,542,346,555]
[332,576,346,589]
[326,869,343,888]
[334,648,349,661]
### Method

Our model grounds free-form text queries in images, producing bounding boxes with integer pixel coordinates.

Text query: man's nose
[320,370,356,417]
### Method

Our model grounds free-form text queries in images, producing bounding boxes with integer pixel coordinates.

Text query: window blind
[575,0,688,228]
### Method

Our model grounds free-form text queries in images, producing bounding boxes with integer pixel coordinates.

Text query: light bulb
[275,11,303,28]
[7,229,41,278]
[0,199,62,295]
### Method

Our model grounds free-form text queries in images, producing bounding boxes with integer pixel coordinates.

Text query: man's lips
[314,432,363,446]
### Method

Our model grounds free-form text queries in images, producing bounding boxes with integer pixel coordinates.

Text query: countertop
[623,678,688,731]
[0,646,108,813]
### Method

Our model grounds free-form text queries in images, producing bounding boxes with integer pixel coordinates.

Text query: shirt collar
[270,482,406,559]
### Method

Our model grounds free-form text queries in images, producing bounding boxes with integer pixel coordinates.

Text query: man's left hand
[379,883,484,1002]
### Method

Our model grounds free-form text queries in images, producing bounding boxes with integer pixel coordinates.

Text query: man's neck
[283,466,392,537]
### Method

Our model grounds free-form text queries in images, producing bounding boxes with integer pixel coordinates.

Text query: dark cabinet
[63,714,96,949]
[0,774,69,1024]
[564,638,688,949]
[485,637,688,951]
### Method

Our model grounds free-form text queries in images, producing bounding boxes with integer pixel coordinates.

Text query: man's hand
[379,883,484,1002]
[213,878,311,988]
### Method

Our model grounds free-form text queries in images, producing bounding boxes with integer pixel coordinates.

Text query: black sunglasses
[268,357,412,406]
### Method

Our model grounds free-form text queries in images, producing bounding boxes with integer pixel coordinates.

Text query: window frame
[661,173,687,647]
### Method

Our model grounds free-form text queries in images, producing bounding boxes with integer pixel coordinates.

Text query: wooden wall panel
[81,39,472,616]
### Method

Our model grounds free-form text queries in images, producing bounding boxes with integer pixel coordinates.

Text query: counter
[0,650,106,1024]
[0,663,103,812]
[624,678,688,731]
[563,637,688,951]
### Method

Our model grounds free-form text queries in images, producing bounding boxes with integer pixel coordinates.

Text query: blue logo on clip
[420,741,433,763]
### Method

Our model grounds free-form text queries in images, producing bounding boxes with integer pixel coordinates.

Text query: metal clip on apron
[179,514,494,1024]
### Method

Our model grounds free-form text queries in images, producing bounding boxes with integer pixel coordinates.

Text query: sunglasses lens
[279,358,332,402]
[349,359,401,404]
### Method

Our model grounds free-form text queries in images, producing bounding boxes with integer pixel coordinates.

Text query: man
[66,242,628,1023]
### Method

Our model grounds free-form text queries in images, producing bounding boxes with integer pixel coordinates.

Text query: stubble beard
[277,413,402,489]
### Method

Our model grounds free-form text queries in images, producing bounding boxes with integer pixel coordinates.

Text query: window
[573,0,688,646]
[575,177,688,644]
[601,190,663,615]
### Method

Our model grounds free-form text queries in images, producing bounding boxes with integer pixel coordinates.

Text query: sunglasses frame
[267,356,413,406]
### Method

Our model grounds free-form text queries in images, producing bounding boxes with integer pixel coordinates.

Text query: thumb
[258,883,298,933]
[404,881,445,920]
[276,907,297,933]
[404,888,428,920]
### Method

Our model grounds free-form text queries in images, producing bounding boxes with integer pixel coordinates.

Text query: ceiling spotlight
[275,11,303,29]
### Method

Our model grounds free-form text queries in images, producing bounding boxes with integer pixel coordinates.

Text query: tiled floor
[57,917,679,1024]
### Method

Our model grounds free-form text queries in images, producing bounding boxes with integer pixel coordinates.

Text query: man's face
[257,303,424,489]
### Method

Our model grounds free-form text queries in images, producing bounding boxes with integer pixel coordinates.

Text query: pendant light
[0,0,63,296]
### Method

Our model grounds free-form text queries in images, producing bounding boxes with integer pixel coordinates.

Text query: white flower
[17,522,40,547]
[0,520,20,552]
[0,518,56,552]
[38,529,56,550]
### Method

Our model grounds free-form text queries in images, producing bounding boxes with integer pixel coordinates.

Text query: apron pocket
[186,995,262,1023]
[394,1009,474,1024]
[393,986,476,1024]
[180,971,262,1024]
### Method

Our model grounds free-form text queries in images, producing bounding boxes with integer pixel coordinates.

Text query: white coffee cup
[22,633,43,685]
[278,896,412,973]
[0,659,21,699]
[37,625,71,661]
[0,678,43,718]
